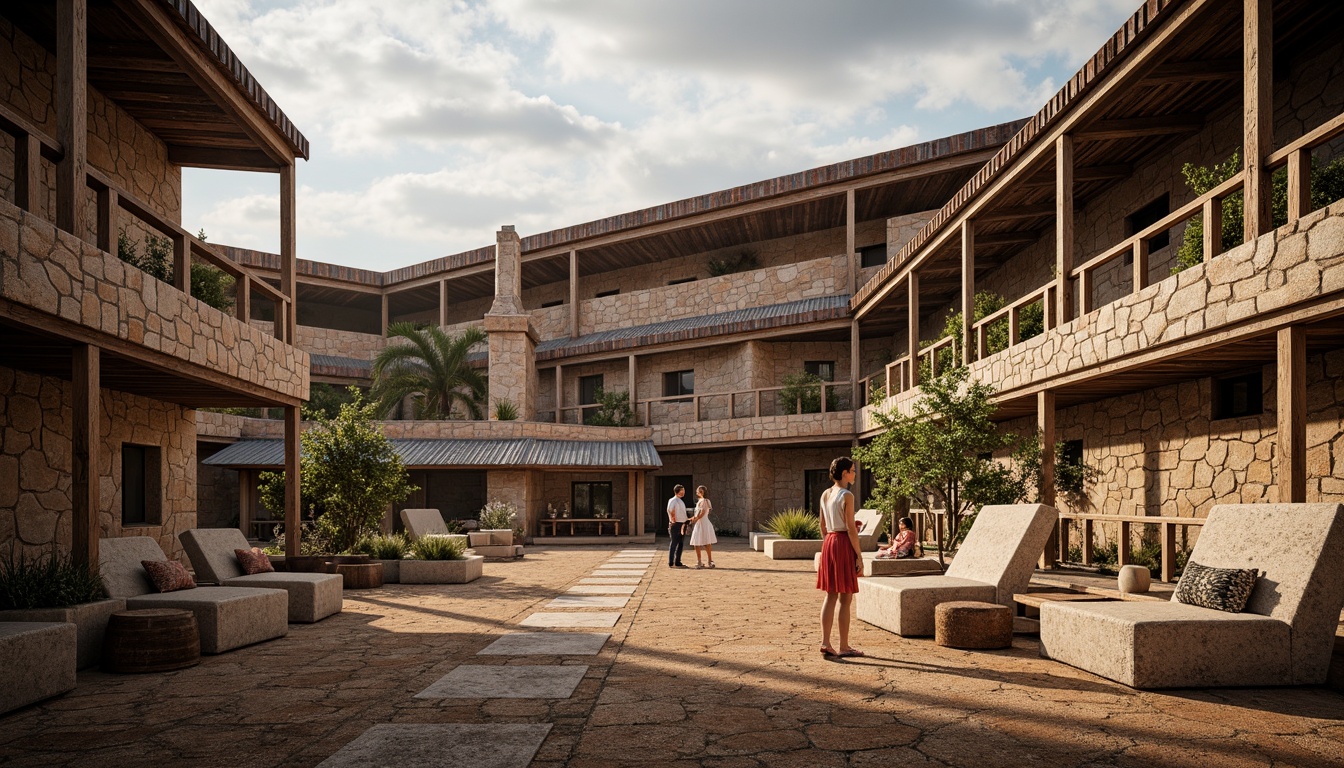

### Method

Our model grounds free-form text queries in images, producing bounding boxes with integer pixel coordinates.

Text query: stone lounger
[1039,503,1344,688]
[180,528,343,623]
[856,504,1056,637]
[399,555,485,584]
[100,537,289,654]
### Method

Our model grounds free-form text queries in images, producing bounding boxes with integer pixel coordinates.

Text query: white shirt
[667,496,688,523]
[821,487,850,533]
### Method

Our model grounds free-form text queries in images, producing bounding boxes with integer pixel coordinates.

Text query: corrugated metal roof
[202,437,662,470]
[311,354,371,378]
[536,295,850,360]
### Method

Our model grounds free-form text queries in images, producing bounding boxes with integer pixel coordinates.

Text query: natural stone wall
[291,324,385,361]
[650,450,749,536]
[1,366,196,562]
[3,203,308,401]
[539,471,632,533]
[485,469,540,534]
[0,18,181,235]
[653,411,854,448]
[858,210,935,286]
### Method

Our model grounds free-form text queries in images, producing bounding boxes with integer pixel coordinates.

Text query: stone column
[486,226,538,420]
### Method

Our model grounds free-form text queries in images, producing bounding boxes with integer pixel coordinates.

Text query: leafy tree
[372,323,488,419]
[585,387,636,426]
[117,228,234,312]
[258,389,416,554]
[777,371,839,414]
[304,383,363,420]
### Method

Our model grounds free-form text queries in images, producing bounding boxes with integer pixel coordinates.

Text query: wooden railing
[555,381,854,426]
[0,103,293,342]
[1056,512,1206,583]
[971,284,1054,359]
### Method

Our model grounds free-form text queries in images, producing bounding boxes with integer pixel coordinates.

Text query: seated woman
[876,516,917,559]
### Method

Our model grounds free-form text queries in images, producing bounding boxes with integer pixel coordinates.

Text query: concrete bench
[181,528,343,623]
[0,622,76,715]
[814,551,943,577]
[764,538,823,560]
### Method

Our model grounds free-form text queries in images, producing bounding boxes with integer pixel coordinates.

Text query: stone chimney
[484,225,538,420]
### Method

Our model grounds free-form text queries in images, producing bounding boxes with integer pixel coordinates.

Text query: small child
[876,516,916,559]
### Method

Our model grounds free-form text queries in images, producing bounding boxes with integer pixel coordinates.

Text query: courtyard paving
[1,541,1342,767]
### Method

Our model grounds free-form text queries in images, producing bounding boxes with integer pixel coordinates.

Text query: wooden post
[14,133,41,214]
[235,274,251,323]
[172,233,188,294]
[438,279,447,327]
[961,220,975,365]
[1038,389,1057,569]
[628,354,638,418]
[280,164,298,344]
[554,365,563,424]
[71,343,99,568]
[96,186,117,253]
[1203,197,1224,260]
[635,471,646,535]
[1082,518,1094,565]
[56,0,87,237]
[238,469,253,538]
[1277,325,1306,503]
[272,297,285,340]
[284,405,301,557]
[907,272,920,389]
[1160,521,1177,582]
[1055,134,1074,325]
[1119,520,1132,566]
[569,249,580,338]
[380,293,389,337]
[627,471,636,535]
[1243,0,1272,241]
[846,189,857,295]
[1132,239,1149,294]
[1009,306,1021,347]
[850,320,860,410]
[1287,148,1310,223]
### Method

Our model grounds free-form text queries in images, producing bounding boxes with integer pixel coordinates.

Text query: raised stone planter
[399,555,485,584]
[469,530,513,547]
[0,622,76,714]
[472,544,524,559]
[0,598,126,670]
[764,538,823,560]
[749,532,781,552]
[376,559,402,584]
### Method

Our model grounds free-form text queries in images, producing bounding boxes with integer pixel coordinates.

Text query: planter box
[0,598,126,669]
[468,530,513,547]
[399,555,484,584]
[764,538,823,560]
[749,532,781,552]
[376,559,402,583]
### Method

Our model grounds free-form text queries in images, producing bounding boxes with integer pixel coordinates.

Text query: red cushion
[141,559,196,593]
[235,547,275,575]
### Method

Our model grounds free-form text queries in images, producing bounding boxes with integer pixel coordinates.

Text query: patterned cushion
[141,559,197,593]
[1174,561,1258,613]
[235,548,275,575]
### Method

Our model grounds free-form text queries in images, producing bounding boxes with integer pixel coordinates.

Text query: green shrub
[0,551,108,610]
[355,533,410,560]
[778,372,839,414]
[493,400,519,420]
[584,387,636,426]
[763,508,822,540]
[411,536,467,561]
[479,499,518,531]
[117,229,234,312]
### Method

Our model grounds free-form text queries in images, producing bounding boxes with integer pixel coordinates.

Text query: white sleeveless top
[821,487,851,533]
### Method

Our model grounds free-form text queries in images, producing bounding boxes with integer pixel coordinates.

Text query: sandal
[820,646,839,658]
[837,648,865,658]
[708,561,716,568]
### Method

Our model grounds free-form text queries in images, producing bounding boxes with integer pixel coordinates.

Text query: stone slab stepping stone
[579,578,641,585]
[478,632,610,656]
[318,723,551,767]
[592,571,646,577]
[567,585,637,595]
[416,664,588,699]
[619,549,655,553]
[546,595,629,609]
[521,612,621,628]
[596,563,648,569]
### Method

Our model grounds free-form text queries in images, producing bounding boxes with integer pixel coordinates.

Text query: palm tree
[372,323,488,419]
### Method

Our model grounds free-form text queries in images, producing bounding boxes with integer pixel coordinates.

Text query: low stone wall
[652,411,854,447]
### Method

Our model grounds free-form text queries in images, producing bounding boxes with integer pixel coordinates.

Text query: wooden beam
[1277,325,1305,503]
[1055,135,1074,326]
[972,231,1043,247]
[961,220,975,365]
[380,293,389,337]
[569,250,579,338]
[850,320,861,411]
[280,164,297,344]
[1132,239,1149,293]
[1074,115,1203,141]
[56,0,87,237]
[979,204,1056,223]
[284,405,301,557]
[96,186,117,253]
[235,274,251,324]
[1243,0,1273,240]
[554,365,563,424]
[1038,389,1057,569]
[846,189,857,295]
[907,272,920,389]
[1021,164,1131,188]
[628,354,638,413]
[1142,58,1241,85]
[14,133,42,214]
[71,343,100,568]
[172,232,188,293]
[438,279,448,327]
[166,146,280,172]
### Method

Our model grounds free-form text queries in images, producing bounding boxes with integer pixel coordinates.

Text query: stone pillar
[486,226,538,420]
[488,469,538,536]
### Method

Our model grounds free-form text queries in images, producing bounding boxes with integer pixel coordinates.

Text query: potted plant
[354,534,411,583]
[400,536,484,584]
[0,551,125,669]
[472,500,518,548]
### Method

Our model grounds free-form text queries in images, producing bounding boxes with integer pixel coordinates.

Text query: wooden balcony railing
[554,381,855,426]
[1056,512,1205,583]
[971,284,1054,360]
[0,103,293,342]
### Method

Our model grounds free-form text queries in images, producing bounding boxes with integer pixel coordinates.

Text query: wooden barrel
[102,609,200,673]
[331,562,383,589]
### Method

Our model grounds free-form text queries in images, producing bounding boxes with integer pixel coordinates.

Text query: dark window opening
[1060,439,1083,466]
[1125,194,1171,260]
[667,277,697,286]
[572,482,613,519]
[540,299,564,308]
[1213,371,1263,420]
[804,361,836,382]
[662,370,694,402]
[859,244,888,268]
[595,289,620,298]
[804,469,830,515]
[121,444,161,526]
[579,374,604,424]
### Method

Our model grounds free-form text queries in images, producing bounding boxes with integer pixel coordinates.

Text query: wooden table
[541,518,623,536]
[1013,589,1112,617]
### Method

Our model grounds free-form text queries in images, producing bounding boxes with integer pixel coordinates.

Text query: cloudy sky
[183,0,1140,271]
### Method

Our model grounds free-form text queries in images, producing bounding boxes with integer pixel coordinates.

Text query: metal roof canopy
[202,437,663,470]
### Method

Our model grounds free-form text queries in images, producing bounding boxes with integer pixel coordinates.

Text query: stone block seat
[99,537,288,654]
[0,622,76,715]
[814,551,943,577]
[856,504,1056,637]
[1039,503,1344,689]
[180,529,343,623]
[935,601,1014,649]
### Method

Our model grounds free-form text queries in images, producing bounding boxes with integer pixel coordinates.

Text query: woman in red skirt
[817,456,863,658]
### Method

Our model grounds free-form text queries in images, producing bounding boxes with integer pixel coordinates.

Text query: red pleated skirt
[816,531,859,594]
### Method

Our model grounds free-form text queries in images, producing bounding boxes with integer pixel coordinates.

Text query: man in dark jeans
[667,484,689,568]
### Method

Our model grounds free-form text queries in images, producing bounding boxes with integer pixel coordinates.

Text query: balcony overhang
[203,437,664,471]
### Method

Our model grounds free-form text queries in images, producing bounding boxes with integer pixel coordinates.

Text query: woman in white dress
[688,485,718,568]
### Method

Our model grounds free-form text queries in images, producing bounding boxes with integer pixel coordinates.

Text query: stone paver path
[1,541,1342,767]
